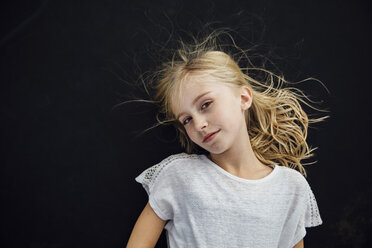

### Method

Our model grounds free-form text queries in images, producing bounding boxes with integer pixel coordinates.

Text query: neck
[208,125,269,176]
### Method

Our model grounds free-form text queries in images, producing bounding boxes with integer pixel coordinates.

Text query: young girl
[126,30,328,248]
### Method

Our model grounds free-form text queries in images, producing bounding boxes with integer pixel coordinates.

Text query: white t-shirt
[135,153,322,248]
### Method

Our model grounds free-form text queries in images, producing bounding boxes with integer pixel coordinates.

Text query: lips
[203,130,220,143]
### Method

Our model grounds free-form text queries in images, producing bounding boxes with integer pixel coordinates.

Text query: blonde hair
[120,29,330,177]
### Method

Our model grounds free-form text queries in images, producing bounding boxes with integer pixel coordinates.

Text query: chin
[204,145,227,155]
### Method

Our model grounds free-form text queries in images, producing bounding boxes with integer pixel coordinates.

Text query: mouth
[203,130,220,143]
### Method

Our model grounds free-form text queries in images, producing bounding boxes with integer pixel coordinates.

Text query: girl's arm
[126,201,166,248]
[293,239,304,248]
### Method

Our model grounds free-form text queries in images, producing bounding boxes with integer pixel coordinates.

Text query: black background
[0,0,371,247]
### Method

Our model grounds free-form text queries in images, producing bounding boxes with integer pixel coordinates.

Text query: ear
[240,86,253,111]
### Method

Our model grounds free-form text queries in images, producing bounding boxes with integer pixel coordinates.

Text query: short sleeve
[135,154,183,221]
[292,184,323,245]
[305,187,323,227]
[135,161,166,196]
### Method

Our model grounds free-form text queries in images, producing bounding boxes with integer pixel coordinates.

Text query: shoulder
[277,165,311,192]
[154,153,203,176]
[154,152,203,173]
[276,166,323,227]
[135,153,203,191]
[157,152,202,166]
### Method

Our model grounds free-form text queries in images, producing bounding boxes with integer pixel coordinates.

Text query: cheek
[185,128,198,142]
[213,105,233,123]
[211,114,225,126]
[216,103,242,127]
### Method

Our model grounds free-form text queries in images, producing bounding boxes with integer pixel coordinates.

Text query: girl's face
[172,75,251,155]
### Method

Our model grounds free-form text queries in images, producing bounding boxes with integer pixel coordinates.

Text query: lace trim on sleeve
[135,153,197,195]
[306,188,323,227]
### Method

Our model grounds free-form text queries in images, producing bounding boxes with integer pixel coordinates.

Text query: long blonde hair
[120,29,330,177]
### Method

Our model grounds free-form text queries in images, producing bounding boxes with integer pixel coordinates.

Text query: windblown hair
[125,29,329,177]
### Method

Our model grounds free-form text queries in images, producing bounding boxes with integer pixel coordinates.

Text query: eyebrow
[176,91,212,120]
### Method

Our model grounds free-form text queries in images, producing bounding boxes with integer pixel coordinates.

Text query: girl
[126,30,328,248]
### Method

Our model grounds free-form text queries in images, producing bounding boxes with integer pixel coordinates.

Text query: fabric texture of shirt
[135,153,323,248]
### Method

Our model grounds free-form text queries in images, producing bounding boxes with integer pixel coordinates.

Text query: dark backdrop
[0,0,371,247]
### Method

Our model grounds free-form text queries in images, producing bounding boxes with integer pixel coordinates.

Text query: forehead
[171,74,238,115]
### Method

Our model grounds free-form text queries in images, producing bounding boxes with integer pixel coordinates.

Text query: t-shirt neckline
[200,154,279,183]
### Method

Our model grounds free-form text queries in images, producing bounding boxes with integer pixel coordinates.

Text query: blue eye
[182,101,212,126]
[183,117,191,125]
[201,101,212,109]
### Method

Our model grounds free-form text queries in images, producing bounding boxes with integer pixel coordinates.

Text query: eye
[182,117,192,125]
[201,101,212,110]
